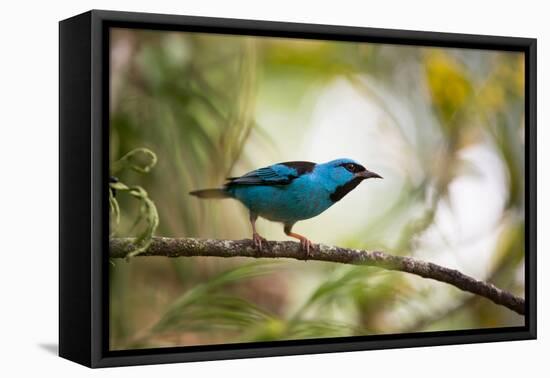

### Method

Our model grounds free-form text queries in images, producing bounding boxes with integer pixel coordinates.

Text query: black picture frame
[59,9,537,368]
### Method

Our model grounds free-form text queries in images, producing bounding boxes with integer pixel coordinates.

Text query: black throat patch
[329,177,363,202]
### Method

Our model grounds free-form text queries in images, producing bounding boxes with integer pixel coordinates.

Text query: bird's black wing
[226,161,316,187]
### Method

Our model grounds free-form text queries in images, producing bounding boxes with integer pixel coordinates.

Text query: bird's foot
[284,227,316,260]
[252,232,267,251]
[299,238,315,260]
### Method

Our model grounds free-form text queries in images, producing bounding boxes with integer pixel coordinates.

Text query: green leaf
[111,147,158,174]
[109,189,121,231]
[151,262,277,334]
[110,182,130,191]
[124,186,160,257]
[297,267,373,315]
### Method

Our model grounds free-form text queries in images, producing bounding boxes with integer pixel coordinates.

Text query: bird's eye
[345,163,356,172]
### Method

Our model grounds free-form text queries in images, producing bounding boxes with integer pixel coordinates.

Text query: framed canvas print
[59,10,536,368]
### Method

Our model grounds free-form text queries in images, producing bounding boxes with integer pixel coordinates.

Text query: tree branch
[110,237,525,315]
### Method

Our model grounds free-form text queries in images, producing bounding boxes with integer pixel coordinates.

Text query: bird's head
[318,158,382,202]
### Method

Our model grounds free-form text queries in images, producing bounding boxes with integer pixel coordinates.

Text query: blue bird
[190,158,382,256]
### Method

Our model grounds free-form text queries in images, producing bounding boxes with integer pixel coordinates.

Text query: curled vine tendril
[109,148,159,258]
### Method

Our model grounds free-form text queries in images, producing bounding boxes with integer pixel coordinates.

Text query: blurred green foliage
[109,28,525,350]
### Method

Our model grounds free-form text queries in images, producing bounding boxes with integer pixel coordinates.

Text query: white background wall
[0,0,546,376]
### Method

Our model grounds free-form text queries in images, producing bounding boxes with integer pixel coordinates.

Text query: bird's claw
[252,232,267,251]
[300,238,315,260]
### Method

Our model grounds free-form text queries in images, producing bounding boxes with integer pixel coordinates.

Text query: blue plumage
[190,158,382,255]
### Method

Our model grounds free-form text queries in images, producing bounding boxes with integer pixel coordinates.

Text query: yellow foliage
[479,53,525,112]
[425,51,472,125]
[480,82,505,110]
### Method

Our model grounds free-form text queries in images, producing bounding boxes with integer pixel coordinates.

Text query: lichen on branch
[110,237,525,316]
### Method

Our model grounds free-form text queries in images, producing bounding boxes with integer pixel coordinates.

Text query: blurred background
[109,27,525,350]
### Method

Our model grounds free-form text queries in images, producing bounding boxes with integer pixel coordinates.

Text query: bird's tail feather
[189,188,230,199]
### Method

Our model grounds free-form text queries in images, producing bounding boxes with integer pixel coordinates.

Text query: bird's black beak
[356,170,383,180]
